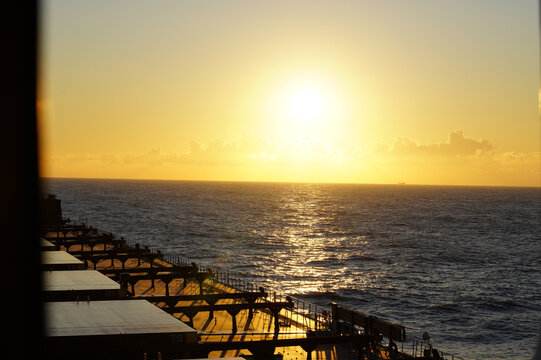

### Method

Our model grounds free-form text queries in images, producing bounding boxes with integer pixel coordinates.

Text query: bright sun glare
[265,74,346,141]
[289,87,326,124]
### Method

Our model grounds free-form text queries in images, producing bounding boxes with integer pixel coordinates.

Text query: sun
[288,87,326,124]
[263,74,346,141]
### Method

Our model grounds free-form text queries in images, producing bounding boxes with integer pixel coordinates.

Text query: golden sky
[40,0,540,186]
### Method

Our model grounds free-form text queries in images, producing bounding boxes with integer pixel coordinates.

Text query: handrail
[402,338,467,360]
[60,219,466,359]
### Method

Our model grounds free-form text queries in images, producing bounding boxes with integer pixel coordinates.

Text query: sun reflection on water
[252,184,383,295]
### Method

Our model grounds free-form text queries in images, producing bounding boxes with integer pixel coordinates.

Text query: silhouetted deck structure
[39,195,457,360]
[42,224,405,360]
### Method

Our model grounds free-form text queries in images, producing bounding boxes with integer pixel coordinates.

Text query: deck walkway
[45,230,390,360]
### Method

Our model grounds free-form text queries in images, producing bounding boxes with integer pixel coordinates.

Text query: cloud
[496,151,540,166]
[43,129,539,186]
[376,130,493,156]
[175,134,342,167]
[238,133,270,154]
[52,130,496,171]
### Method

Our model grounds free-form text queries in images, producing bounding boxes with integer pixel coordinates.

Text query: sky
[39,0,540,186]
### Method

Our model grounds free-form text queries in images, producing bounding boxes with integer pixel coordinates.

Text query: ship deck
[43,228,401,360]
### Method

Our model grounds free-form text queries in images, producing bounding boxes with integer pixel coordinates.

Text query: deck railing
[64,219,466,359]
[396,337,466,360]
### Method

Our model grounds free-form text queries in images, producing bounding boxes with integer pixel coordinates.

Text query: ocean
[43,178,541,359]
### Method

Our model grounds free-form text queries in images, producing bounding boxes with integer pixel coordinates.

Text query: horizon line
[40,176,541,189]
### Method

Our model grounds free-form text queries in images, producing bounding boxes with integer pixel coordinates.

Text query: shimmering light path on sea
[45,178,541,360]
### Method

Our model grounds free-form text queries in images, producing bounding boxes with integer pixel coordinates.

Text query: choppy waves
[45,179,541,360]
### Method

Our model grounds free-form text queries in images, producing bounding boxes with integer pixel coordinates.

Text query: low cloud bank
[43,130,540,186]
[376,130,493,156]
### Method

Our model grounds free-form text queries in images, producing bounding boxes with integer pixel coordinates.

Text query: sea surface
[44,178,541,360]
